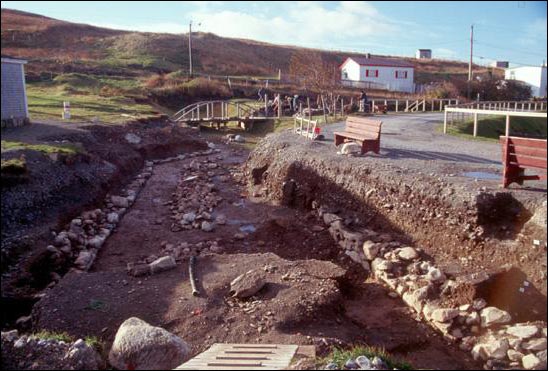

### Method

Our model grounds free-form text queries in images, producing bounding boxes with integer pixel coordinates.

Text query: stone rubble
[314,202,548,371]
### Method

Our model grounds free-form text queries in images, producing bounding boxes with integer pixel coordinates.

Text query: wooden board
[176,344,299,370]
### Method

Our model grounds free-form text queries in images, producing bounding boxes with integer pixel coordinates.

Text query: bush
[424,81,460,99]
[453,78,532,101]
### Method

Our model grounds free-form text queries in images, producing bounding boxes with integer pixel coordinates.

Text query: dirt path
[31,139,482,369]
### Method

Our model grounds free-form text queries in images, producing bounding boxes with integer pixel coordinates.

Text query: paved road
[321,112,501,166]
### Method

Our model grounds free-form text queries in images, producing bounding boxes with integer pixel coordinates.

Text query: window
[342,69,348,79]
[366,69,379,78]
[395,70,408,79]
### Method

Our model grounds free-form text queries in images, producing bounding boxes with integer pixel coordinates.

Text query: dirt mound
[244,131,548,299]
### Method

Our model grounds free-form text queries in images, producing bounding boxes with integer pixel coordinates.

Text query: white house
[1,55,29,127]
[505,65,547,97]
[340,55,415,93]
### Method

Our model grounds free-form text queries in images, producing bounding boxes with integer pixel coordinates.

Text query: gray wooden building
[1,56,29,127]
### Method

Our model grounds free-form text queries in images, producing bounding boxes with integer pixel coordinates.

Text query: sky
[2,1,547,67]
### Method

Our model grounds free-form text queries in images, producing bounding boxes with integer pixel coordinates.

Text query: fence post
[444,109,448,134]
[505,114,510,137]
[405,100,409,111]
[422,99,426,112]
[264,94,268,117]
[277,94,282,118]
[473,112,478,137]
[395,100,399,113]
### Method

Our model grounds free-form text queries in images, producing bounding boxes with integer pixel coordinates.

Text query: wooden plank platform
[175,344,299,370]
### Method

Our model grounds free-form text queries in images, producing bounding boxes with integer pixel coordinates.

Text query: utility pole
[188,21,193,77]
[467,24,474,99]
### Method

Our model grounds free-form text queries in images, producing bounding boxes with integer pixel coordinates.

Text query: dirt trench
[26,137,482,370]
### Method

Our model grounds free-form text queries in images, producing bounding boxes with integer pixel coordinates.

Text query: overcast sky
[3,1,547,67]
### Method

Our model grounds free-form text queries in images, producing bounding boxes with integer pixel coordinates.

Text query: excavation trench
[19,138,482,370]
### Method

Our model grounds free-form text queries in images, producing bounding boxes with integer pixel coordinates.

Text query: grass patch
[319,345,412,370]
[444,115,547,142]
[84,335,103,352]
[1,157,27,174]
[26,81,158,124]
[1,140,82,155]
[34,330,73,343]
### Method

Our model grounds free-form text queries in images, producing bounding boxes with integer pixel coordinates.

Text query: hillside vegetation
[1,8,495,82]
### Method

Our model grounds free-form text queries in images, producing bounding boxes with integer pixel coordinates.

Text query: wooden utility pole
[188,21,193,77]
[467,24,474,99]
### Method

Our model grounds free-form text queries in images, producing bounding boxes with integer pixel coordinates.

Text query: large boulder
[229,270,266,299]
[149,256,177,274]
[109,317,190,370]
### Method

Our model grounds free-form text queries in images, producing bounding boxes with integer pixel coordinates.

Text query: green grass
[443,115,547,142]
[34,330,73,343]
[1,140,82,155]
[84,335,103,352]
[319,345,412,370]
[26,80,158,124]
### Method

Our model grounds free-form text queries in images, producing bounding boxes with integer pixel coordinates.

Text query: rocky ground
[2,121,546,370]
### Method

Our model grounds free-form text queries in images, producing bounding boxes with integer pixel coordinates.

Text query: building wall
[505,66,547,97]
[358,65,415,93]
[340,59,361,81]
[1,60,29,123]
[416,50,432,59]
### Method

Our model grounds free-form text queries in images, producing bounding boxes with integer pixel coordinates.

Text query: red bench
[500,136,547,188]
[334,116,383,154]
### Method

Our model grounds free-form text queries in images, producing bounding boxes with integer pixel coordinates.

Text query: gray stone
[234,135,245,143]
[215,215,227,225]
[344,359,358,369]
[398,246,419,261]
[323,213,341,225]
[230,270,266,299]
[506,325,539,339]
[182,212,196,224]
[1,330,19,342]
[466,311,480,326]
[481,307,512,327]
[431,308,459,323]
[324,363,338,370]
[522,338,547,352]
[371,356,387,369]
[362,241,380,260]
[149,256,177,274]
[355,355,371,369]
[107,212,119,224]
[75,250,94,270]
[472,298,487,311]
[124,133,142,144]
[507,349,524,362]
[472,338,509,361]
[86,235,105,250]
[371,258,393,273]
[112,196,129,208]
[201,221,214,232]
[109,317,190,370]
[426,267,446,283]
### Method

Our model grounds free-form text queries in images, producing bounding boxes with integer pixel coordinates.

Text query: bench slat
[506,137,548,149]
[508,145,547,159]
[507,154,548,170]
[334,131,378,141]
[344,127,380,136]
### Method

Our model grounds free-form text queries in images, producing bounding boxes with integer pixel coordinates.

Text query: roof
[341,56,414,69]
[1,55,27,64]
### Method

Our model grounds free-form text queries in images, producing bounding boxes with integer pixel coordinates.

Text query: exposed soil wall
[1,121,207,301]
[244,132,547,297]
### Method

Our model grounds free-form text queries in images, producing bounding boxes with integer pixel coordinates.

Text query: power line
[474,40,547,58]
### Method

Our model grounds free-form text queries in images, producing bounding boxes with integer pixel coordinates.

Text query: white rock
[522,354,542,370]
[431,308,459,323]
[371,258,393,273]
[234,135,245,143]
[480,307,512,327]
[75,250,94,270]
[472,298,487,311]
[109,317,190,370]
[506,325,539,339]
[87,235,105,250]
[472,338,509,361]
[149,256,177,274]
[362,241,380,260]
[398,246,419,260]
[215,215,227,225]
[466,311,480,325]
[340,142,361,155]
[182,212,196,224]
[1,330,19,342]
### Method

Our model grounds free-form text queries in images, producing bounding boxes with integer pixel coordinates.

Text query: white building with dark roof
[505,65,547,98]
[1,55,29,127]
[340,55,415,93]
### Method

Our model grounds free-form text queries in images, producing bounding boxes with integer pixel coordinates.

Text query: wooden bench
[334,116,383,154]
[500,136,547,188]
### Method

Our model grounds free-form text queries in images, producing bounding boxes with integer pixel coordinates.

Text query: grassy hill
[1,8,497,82]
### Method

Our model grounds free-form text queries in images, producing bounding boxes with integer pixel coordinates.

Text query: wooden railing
[293,114,319,140]
[171,100,261,123]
